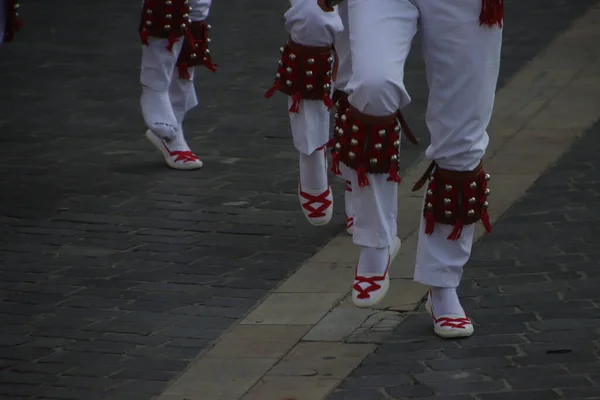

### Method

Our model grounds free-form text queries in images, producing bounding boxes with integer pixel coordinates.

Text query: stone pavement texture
[326,81,600,398]
[0,1,598,400]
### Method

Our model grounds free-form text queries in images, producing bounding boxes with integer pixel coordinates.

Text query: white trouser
[345,0,502,287]
[284,0,344,156]
[140,0,211,130]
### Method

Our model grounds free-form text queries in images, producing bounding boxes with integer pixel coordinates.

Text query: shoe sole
[145,130,203,170]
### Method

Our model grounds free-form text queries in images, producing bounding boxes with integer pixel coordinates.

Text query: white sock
[141,86,178,140]
[166,124,191,152]
[430,287,463,316]
[299,148,327,192]
[357,246,388,276]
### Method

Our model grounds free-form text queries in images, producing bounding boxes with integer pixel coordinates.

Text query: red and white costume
[265,1,354,230]
[139,0,217,170]
[0,0,23,46]
[323,0,503,337]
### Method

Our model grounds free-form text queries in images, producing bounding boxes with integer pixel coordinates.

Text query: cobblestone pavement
[0,0,598,399]
[327,92,600,397]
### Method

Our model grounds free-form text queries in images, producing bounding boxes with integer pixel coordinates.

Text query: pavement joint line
[157,3,600,399]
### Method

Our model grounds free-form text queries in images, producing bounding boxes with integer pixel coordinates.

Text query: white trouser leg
[168,68,198,151]
[345,0,418,249]
[285,0,343,155]
[140,38,184,140]
[413,0,502,288]
[333,1,352,93]
[189,0,211,20]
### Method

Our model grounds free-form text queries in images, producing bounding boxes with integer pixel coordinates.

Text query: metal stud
[426,189,433,196]
[394,125,400,132]
[307,58,315,65]
[350,139,359,146]
[484,173,491,181]
[327,56,334,63]
[323,83,331,90]
[285,80,292,87]
[444,210,452,218]
[327,71,332,76]
[334,143,342,151]
[306,70,313,77]
[483,201,489,209]
[278,60,283,66]
[190,53,197,59]
[469,181,477,189]
[484,188,491,196]
[341,115,347,122]
[352,125,359,133]
[207,24,212,30]
[206,38,211,44]
[164,24,171,30]
[443,198,451,205]
[468,197,476,205]
[445,184,453,191]
[166,13,172,19]
[374,143,383,151]
[146,20,153,26]
[337,129,344,136]
[289,53,296,61]
[146,9,153,14]
[370,158,378,166]
[306,84,314,91]
[334,113,339,120]
[426,202,433,209]
[279,47,285,53]
[390,154,398,162]
[204,49,210,55]
[393,140,400,148]
[348,151,356,160]
[286,67,293,74]
[467,209,475,217]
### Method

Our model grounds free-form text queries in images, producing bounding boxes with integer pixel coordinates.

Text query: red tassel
[178,62,191,80]
[357,167,370,188]
[424,212,435,235]
[481,211,492,233]
[140,29,149,46]
[166,34,178,52]
[447,220,464,241]
[289,93,302,113]
[323,94,334,111]
[387,166,402,183]
[264,82,280,99]
[331,152,341,176]
[479,0,504,28]
[325,138,336,148]
[203,59,218,72]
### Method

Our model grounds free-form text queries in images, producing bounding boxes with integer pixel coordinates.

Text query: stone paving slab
[0,1,598,400]
[326,83,600,400]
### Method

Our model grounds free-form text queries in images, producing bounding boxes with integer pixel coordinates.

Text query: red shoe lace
[162,141,200,163]
[434,316,472,329]
[353,261,389,300]
[299,186,332,218]
[346,215,354,230]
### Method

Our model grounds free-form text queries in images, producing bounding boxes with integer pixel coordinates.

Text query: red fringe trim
[289,93,302,113]
[357,167,370,188]
[424,212,435,235]
[479,0,504,28]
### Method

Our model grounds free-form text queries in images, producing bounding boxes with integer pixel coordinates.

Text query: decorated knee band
[327,105,402,187]
[3,0,23,43]
[411,161,492,240]
[264,40,336,113]
[139,0,192,51]
[176,21,217,78]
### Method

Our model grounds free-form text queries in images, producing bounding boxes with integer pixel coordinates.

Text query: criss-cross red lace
[346,215,354,230]
[434,316,472,329]
[162,142,199,163]
[353,262,389,299]
[299,186,332,218]
[345,180,352,192]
